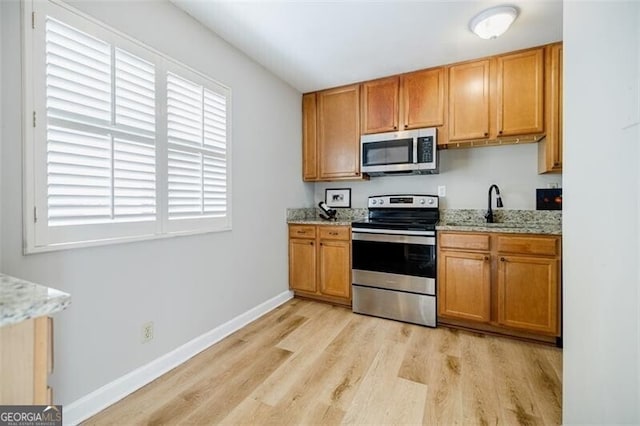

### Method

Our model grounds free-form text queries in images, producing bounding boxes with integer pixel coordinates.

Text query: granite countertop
[437,209,562,235]
[0,274,71,328]
[436,221,562,235]
[288,219,352,226]
[286,207,562,235]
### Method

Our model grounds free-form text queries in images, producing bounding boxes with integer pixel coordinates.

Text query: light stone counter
[0,274,71,327]
[437,209,562,235]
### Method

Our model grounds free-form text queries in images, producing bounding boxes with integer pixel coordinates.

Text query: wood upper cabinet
[496,48,545,137]
[448,47,546,143]
[497,255,559,335]
[448,59,491,141]
[438,231,562,341]
[302,93,318,181]
[360,68,446,136]
[539,42,563,173]
[317,85,361,179]
[439,250,491,322]
[361,76,399,134]
[288,224,351,305]
[401,68,446,131]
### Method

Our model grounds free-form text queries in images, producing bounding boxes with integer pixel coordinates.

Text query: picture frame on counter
[325,188,351,208]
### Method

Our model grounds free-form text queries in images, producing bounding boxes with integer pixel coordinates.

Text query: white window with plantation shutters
[23,0,232,252]
[165,71,229,233]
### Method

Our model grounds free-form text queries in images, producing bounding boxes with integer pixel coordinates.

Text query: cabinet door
[361,77,399,134]
[448,60,490,141]
[401,67,445,130]
[289,238,317,293]
[438,250,491,322]
[540,43,563,173]
[318,239,351,299]
[317,85,361,179]
[496,48,545,137]
[302,93,318,181]
[497,255,559,335]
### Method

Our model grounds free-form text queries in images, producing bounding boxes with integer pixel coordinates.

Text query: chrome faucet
[485,184,504,223]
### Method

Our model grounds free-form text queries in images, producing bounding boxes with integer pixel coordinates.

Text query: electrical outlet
[141,321,154,343]
[547,182,560,189]
[437,186,446,197]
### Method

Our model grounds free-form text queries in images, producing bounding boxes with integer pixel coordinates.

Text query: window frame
[22,0,232,254]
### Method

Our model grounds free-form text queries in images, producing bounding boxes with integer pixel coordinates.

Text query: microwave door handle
[413,139,418,164]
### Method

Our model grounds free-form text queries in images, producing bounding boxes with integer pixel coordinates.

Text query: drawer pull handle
[329,231,338,235]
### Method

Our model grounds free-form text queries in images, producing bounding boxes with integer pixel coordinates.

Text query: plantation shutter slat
[45,17,156,227]
[166,73,228,220]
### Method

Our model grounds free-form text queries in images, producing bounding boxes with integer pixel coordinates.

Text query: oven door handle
[352,232,435,246]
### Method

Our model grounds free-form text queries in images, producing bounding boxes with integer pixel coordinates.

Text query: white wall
[0,0,311,405]
[315,143,560,209]
[563,1,640,424]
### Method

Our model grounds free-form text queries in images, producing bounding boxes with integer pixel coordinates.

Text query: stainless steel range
[351,194,439,327]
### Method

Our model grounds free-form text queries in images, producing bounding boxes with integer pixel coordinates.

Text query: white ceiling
[170,0,563,93]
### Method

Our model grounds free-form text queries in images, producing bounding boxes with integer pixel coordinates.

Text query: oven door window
[352,239,435,278]
[362,138,413,166]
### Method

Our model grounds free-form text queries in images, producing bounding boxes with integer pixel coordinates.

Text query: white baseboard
[63,290,294,426]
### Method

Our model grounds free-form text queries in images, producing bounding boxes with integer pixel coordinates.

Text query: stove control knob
[379,199,384,205]
[428,199,435,205]
[371,199,377,205]
[419,199,426,204]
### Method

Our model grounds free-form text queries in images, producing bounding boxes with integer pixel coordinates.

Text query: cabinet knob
[484,132,489,137]
[498,130,503,135]
[404,124,408,129]
[484,256,489,261]
[309,242,314,246]
[393,126,397,130]
[500,257,506,262]
[554,162,560,166]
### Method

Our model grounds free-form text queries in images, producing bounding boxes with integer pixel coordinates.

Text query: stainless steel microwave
[360,127,438,176]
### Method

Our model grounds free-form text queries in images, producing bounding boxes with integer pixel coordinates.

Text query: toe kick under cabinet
[288,224,352,306]
[437,231,561,345]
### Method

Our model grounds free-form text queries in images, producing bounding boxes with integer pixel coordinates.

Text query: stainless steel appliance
[351,195,439,327]
[360,127,438,176]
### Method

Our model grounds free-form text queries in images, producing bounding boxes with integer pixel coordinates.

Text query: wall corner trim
[63,290,294,425]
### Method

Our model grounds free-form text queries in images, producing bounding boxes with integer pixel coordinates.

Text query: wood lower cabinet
[0,316,53,404]
[438,231,561,343]
[289,238,317,294]
[497,255,559,334]
[439,251,491,322]
[289,224,351,305]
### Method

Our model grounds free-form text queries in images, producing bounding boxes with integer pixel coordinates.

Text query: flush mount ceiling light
[469,5,519,40]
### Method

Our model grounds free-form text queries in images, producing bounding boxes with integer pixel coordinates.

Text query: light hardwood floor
[86,299,562,425]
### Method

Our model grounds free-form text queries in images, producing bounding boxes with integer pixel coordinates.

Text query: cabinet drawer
[439,232,490,250]
[319,226,350,241]
[289,225,316,239]
[497,235,558,256]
